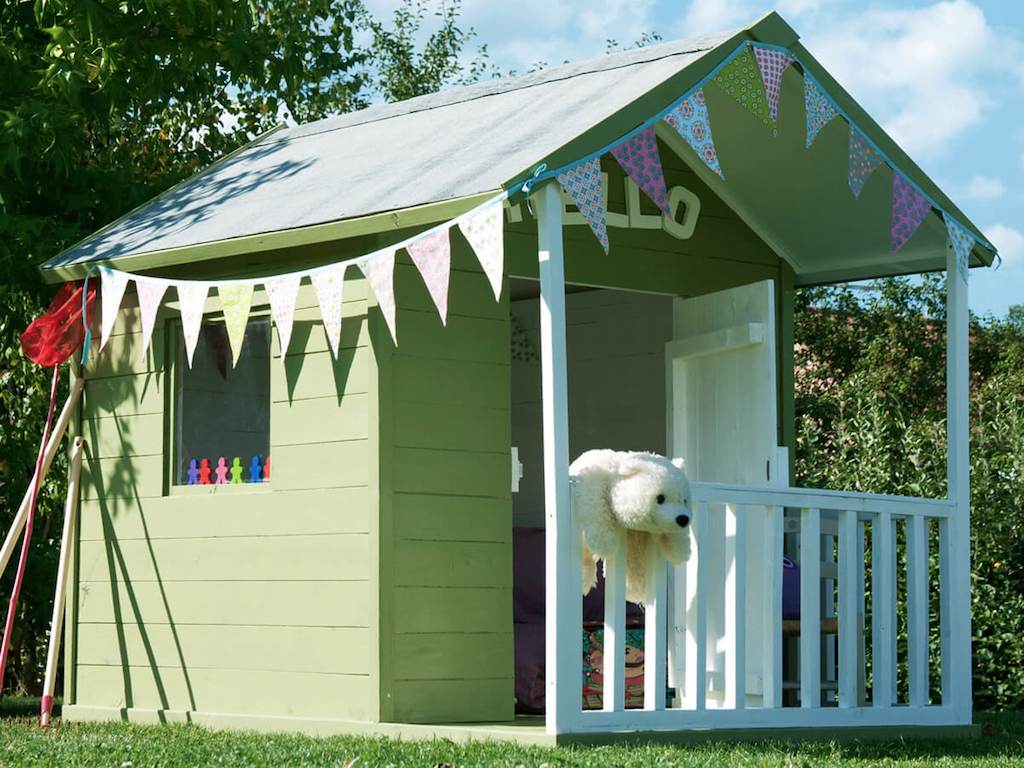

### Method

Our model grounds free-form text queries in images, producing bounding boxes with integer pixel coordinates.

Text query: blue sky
[367,0,1023,317]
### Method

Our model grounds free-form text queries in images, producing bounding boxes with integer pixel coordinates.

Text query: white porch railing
[550,481,967,734]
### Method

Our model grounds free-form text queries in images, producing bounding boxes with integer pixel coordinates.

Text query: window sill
[168,483,273,497]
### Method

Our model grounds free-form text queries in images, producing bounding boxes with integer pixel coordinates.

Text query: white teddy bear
[570,449,693,605]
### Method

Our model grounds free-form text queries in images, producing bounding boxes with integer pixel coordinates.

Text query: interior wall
[511,287,673,528]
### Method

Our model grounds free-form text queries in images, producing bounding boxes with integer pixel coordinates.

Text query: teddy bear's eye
[656,494,665,504]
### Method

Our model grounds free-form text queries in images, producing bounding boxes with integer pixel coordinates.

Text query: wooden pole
[40,436,84,726]
[0,378,84,582]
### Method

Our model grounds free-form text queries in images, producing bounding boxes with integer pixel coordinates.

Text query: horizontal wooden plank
[75,664,373,720]
[291,278,369,312]
[82,454,164,501]
[393,587,511,633]
[82,372,165,417]
[392,448,510,497]
[394,312,509,365]
[272,393,370,446]
[86,323,168,379]
[392,357,510,409]
[394,261,507,321]
[393,540,510,588]
[77,623,371,676]
[392,494,510,543]
[391,678,513,723]
[81,413,164,459]
[76,579,371,628]
[393,632,512,681]
[272,347,372,403]
[79,487,370,541]
[277,308,370,358]
[393,401,510,453]
[271,440,369,491]
[78,533,370,583]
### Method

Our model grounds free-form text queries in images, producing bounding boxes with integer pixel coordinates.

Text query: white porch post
[536,182,581,734]
[945,238,972,719]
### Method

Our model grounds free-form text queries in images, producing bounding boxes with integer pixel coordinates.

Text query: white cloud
[965,175,1005,200]
[985,224,1024,265]
[681,0,756,35]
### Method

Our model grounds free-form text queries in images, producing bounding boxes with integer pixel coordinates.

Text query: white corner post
[536,181,581,734]
[944,237,972,719]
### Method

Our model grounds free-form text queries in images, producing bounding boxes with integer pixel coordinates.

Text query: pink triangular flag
[459,202,504,301]
[99,267,129,352]
[891,172,933,255]
[265,275,303,362]
[610,126,672,217]
[557,157,609,254]
[359,250,397,345]
[177,283,209,368]
[406,229,451,325]
[751,45,794,126]
[134,277,168,362]
[311,266,346,358]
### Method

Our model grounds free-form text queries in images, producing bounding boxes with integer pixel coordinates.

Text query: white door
[666,279,785,708]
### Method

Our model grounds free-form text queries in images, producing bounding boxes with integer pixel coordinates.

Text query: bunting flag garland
[220,284,254,367]
[359,250,398,344]
[751,45,794,126]
[265,275,303,361]
[178,283,209,367]
[459,202,504,301]
[406,229,452,325]
[891,172,933,255]
[848,126,884,199]
[945,215,975,284]
[135,278,168,362]
[610,126,673,217]
[557,157,609,254]
[99,267,130,352]
[663,89,724,178]
[311,266,347,358]
[804,76,839,148]
[711,47,774,133]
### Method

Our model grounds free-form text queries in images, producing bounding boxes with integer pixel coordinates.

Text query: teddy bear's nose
[675,514,690,528]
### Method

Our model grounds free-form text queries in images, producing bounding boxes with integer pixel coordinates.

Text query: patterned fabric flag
[359,250,397,345]
[265,274,303,362]
[178,283,210,367]
[751,44,793,125]
[711,47,774,132]
[945,215,975,284]
[804,76,839,148]
[557,157,609,254]
[848,126,884,199]
[98,267,130,352]
[459,202,504,301]
[663,89,724,178]
[610,125,672,217]
[219,284,254,368]
[406,229,452,325]
[891,172,933,255]
[134,277,168,362]
[311,266,347,358]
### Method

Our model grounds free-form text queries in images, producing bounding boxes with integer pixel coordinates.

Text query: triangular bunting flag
[406,229,452,325]
[359,250,397,345]
[311,266,347,358]
[557,157,609,254]
[751,44,793,126]
[134,277,168,362]
[178,283,210,368]
[265,275,303,362]
[891,172,933,254]
[219,284,254,368]
[99,267,129,352]
[945,215,975,284]
[610,126,673,217]
[804,76,839,148]
[664,89,724,178]
[711,47,774,132]
[848,126,883,199]
[459,202,504,301]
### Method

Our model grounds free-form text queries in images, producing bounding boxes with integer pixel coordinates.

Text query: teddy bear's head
[607,453,691,535]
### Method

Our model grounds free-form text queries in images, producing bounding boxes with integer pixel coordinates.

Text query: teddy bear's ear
[671,457,685,471]
[616,455,646,480]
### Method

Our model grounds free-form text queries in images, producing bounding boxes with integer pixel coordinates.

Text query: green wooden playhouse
[38,11,995,742]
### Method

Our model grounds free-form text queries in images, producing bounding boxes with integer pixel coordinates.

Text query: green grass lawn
[1,705,1022,768]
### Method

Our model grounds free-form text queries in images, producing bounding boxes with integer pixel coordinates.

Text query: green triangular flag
[711,47,774,133]
[220,284,254,368]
